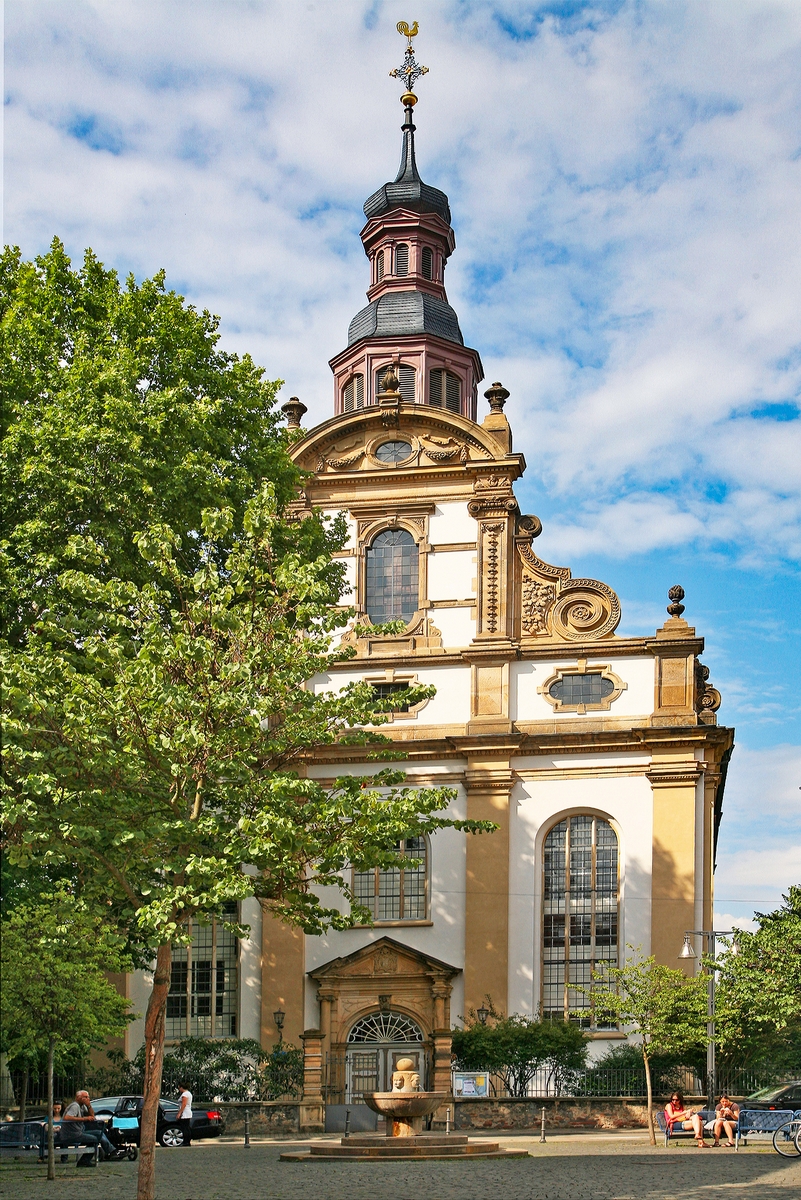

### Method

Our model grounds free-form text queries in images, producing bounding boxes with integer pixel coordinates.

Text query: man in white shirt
[176,1083,193,1147]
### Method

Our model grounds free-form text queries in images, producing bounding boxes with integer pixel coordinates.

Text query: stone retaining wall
[451,1095,710,1131]
[216,1102,301,1136]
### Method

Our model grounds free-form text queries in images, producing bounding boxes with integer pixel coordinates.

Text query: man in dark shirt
[60,1090,115,1165]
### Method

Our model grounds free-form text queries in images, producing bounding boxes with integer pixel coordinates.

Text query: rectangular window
[352,838,427,923]
[165,902,239,1040]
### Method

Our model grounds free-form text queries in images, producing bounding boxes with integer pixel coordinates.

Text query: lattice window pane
[364,529,419,624]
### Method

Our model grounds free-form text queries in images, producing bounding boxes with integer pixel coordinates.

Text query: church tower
[328,49,482,418]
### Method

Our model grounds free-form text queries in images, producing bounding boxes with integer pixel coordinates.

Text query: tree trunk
[19,1066,28,1126]
[136,942,172,1200]
[47,1037,55,1181]
[643,1045,656,1146]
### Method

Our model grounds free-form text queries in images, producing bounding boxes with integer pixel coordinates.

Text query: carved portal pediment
[518,544,621,642]
[289,405,511,475]
[308,936,459,985]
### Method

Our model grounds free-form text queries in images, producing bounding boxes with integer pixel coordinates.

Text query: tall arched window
[343,374,364,411]
[542,815,618,1026]
[364,528,419,624]
[353,837,427,921]
[394,243,409,275]
[421,246,433,279]
[429,369,461,412]
[375,363,415,404]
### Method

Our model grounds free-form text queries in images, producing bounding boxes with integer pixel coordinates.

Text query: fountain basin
[363,1091,449,1137]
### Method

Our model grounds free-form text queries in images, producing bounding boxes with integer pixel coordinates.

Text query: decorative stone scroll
[517,544,621,642]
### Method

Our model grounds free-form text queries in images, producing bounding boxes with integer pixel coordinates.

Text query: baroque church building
[126,48,734,1127]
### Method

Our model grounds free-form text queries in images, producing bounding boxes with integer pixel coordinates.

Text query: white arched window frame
[542,813,619,1028]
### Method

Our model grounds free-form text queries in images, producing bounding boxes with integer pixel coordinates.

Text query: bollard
[344,1108,351,1139]
[540,1105,546,1143]
[244,1107,250,1148]
[445,1106,451,1136]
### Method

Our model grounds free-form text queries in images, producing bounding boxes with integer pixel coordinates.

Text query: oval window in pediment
[374,439,413,463]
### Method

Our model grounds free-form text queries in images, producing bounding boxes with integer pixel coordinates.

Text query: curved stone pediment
[518,543,621,642]
[289,404,520,475]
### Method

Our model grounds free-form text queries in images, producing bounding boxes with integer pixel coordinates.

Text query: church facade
[125,69,733,1123]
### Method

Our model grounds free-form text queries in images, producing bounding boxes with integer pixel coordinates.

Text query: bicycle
[772,1117,801,1158]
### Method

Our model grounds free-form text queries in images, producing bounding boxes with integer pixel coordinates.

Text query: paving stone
[1,1133,799,1200]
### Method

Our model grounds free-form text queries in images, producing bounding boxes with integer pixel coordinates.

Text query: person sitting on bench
[61,1090,114,1165]
[665,1091,708,1146]
[713,1095,739,1147]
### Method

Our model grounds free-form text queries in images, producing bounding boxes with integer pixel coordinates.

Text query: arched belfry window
[353,837,427,922]
[364,529,419,624]
[429,369,461,413]
[376,249,385,281]
[394,243,409,276]
[421,247,433,280]
[543,815,619,1026]
[376,364,415,404]
[343,374,364,412]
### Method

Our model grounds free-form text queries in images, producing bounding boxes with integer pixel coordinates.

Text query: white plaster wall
[303,772,468,1031]
[431,606,476,649]
[427,549,475,603]
[324,509,358,552]
[126,968,153,1056]
[507,770,654,1019]
[337,555,357,603]
[429,501,477,545]
[309,663,472,726]
[238,898,263,1043]
[512,656,655,723]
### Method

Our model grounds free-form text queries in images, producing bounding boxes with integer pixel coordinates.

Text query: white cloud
[5,1,801,568]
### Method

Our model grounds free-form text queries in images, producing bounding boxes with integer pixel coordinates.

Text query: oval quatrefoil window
[548,674,615,705]
[374,440,412,463]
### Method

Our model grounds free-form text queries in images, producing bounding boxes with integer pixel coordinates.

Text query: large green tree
[715,887,801,1069]
[451,1001,587,1097]
[580,952,708,1144]
[0,896,131,1179]
[0,239,296,643]
[1,246,491,1200]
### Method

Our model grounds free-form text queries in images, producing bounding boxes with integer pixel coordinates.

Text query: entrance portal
[346,1010,426,1100]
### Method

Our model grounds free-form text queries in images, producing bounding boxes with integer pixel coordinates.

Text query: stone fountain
[280,1059,529,1162]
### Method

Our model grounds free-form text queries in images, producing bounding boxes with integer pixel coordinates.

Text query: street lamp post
[678,929,735,1111]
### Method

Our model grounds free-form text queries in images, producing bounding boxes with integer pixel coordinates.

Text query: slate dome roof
[347,291,463,347]
[363,112,451,226]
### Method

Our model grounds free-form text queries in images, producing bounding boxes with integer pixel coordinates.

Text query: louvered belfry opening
[421,246,433,279]
[376,363,415,404]
[343,374,365,411]
[394,243,409,276]
[429,368,461,413]
[375,249,385,281]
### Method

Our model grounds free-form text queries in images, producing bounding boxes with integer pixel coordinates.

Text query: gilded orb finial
[390,19,428,103]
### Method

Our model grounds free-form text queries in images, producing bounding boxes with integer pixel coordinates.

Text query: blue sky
[4,0,800,929]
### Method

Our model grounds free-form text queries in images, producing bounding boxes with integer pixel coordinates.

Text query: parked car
[90,1096,225,1146]
[743,1081,801,1111]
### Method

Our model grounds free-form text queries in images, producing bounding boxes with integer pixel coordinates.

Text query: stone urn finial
[484,381,510,413]
[281,396,307,429]
[667,584,686,617]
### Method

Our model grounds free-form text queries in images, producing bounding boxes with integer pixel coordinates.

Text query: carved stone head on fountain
[391,1057,421,1093]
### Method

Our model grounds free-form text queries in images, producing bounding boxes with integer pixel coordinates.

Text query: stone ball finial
[281,396,307,429]
[667,584,686,617]
[395,1058,415,1072]
[484,381,510,413]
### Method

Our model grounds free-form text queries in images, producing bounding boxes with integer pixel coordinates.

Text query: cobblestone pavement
[2,1133,800,1200]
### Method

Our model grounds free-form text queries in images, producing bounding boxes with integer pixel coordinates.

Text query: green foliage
[451,1002,588,1097]
[0,894,131,1068]
[0,240,298,644]
[580,1041,701,1096]
[2,463,491,948]
[715,887,801,1065]
[87,1039,304,1102]
[580,952,708,1062]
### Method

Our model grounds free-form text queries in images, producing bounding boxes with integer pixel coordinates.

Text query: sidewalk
[1,1131,798,1199]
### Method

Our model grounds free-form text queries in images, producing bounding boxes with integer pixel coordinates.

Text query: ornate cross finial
[390,20,429,103]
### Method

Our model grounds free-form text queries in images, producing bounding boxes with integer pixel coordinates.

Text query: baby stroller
[103,1116,139,1161]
